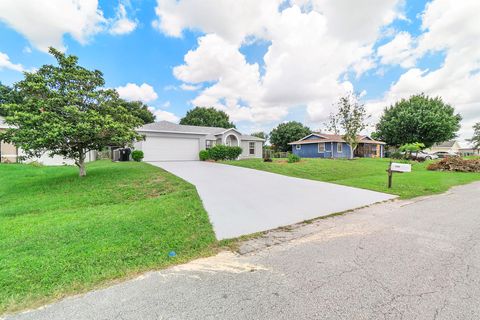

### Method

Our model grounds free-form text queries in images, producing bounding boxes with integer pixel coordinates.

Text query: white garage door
[142,136,200,161]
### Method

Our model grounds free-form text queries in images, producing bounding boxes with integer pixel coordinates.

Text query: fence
[263,149,290,159]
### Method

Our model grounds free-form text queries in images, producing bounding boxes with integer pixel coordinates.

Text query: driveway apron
[149,161,396,239]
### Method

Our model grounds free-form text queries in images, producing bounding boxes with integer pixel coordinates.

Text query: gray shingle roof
[137,121,264,141]
[433,140,457,148]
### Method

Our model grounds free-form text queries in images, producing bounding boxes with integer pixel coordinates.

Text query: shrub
[389,151,403,159]
[427,157,480,172]
[207,145,243,161]
[199,150,209,161]
[131,150,144,162]
[287,153,301,163]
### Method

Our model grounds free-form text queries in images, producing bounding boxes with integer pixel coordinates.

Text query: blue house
[289,133,386,159]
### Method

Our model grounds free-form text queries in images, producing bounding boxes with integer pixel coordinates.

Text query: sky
[0,0,479,146]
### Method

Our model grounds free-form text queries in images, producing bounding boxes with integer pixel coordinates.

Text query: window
[337,143,343,153]
[249,142,255,155]
[318,142,325,153]
[206,140,213,149]
[296,144,301,150]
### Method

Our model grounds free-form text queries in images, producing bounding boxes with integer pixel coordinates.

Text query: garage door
[142,136,200,161]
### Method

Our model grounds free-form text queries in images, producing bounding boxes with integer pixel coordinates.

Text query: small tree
[375,94,461,147]
[180,106,235,128]
[269,121,311,152]
[399,142,425,159]
[328,93,369,159]
[0,48,143,177]
[468,122,480,149]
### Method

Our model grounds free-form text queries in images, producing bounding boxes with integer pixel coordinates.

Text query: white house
[135,121,264,161]
[424,140,461,155]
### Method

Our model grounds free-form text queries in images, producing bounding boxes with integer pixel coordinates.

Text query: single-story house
[135,121,264,161]
[424,140,461,155]
[459,147,480,157]
[289,133,386,158]
[0,116,96,165]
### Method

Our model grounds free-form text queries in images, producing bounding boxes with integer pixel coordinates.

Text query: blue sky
[0,0,478,144]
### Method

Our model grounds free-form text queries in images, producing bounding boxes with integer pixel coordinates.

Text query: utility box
[118,148,131,162]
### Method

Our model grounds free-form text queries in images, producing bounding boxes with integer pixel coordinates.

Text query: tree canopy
[251,131,269,142]
[118,100,155,125]
[0,82,21,117]
[375,94,461,147]
[269,121,311,152]
[180,106,235,128]
[0,48,143,176]
[468,122,480,149]
[328,93,369,159]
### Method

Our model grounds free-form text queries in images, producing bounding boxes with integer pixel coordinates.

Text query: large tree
[251,131,269,142]
[328,93,369,159]
[180,106,235,128]
[468,122,480,149]
[375,94,462,147]
[0,48,143,177]
[269,121,311,152]
[118,100,155,124]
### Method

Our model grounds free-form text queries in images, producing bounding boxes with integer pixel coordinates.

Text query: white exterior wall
[239,140,263,159]
[19,150,96,166]
[135,132,206,161]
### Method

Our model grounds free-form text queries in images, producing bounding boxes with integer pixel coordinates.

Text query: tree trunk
[77,152,86,177]
[349,144,355,159]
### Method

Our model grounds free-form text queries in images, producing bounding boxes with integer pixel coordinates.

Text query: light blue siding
[292,142,385,158]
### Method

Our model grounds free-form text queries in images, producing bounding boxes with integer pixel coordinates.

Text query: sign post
[387,162,412,188]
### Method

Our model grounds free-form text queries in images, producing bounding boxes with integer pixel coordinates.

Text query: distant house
[424,140,461,155]
[0,116,17,163]
[459,147,480,157]
[0,116,96,165]
[289,133,386,158]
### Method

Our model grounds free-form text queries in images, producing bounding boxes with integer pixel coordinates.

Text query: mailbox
[390,163,411,173]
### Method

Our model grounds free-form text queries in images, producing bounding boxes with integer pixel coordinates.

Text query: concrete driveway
[149,161,396,239]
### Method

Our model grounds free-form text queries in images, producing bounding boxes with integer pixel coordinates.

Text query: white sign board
[390,163,411,173]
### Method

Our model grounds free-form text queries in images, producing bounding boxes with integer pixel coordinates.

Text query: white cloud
[371,0,480,143]
[152,0,279,43]
[0,52,24,72]
[161,101,171,108]
[109,4,137,35]
[162,1,402,124]
[0,0,106,52]
[22,46,32,54]
[116,83,158,103]
[377,31,416,68]
[180,83,202,91]
[153,109,180,123]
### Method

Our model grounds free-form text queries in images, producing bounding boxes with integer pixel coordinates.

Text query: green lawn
[222,158,480,199]
[0,161,216,314]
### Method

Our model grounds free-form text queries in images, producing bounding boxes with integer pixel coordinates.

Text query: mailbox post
[387,162,412,188]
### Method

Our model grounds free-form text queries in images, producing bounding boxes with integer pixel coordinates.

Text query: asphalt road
[150,161,395,239]
[6,182,480,320]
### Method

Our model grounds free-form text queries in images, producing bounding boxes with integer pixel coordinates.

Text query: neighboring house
[135,121,264,161]
[0,116,96,165]
[0,116,17,163]
[459,147,480,157]
[289,133,386,158]
[424,140,461,155]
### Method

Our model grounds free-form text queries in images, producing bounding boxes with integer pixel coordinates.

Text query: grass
[222,157,480,199]
[0,161,216,314]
